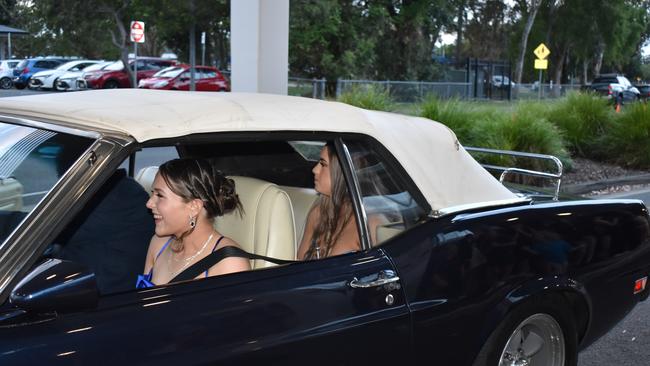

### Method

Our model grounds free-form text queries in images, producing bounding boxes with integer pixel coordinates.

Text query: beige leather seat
[135,166,159,194]
[135,167,297,269]
[215,176,296,268]
[280,185,318,244]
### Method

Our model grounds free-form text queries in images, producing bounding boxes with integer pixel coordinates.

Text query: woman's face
[146,173,193,237]
[312,146,332,196]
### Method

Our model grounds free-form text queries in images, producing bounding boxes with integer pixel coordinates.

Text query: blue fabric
[135,235,225,288]
[136,238,172,289]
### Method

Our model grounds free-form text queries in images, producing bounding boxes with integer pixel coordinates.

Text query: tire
[52,78,59,92]
[0,77,12,89]
[472,295,578,366]
[103,80,119,89]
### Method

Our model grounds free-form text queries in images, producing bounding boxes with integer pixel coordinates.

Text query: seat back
[215,176,296,269]
[280,185,318,244]
[135,166,159,194]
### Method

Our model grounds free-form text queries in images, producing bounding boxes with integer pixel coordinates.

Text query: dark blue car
[12,58,65,89]
[0,90,648,365]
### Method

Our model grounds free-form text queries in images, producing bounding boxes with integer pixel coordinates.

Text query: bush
[419,96,496,145]
[337,85,393,112]
[546,91,611,157]
[603,102,650,167]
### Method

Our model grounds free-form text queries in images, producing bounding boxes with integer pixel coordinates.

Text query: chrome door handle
[349,270,400,289]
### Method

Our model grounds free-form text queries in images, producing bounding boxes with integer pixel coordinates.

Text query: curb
[561,174,650,195]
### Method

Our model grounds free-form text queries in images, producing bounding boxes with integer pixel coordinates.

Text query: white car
[28,60,101,90]
[55,61,113,91]
[0,60,20,89]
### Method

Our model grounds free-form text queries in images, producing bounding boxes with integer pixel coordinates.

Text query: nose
[146,195,154,209]
[312,163,319,176]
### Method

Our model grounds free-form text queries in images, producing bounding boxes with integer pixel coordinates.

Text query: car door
[0,248,408,365]
[0,137,410,365]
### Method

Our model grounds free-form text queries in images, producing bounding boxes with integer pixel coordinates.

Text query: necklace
[168,232,215,277]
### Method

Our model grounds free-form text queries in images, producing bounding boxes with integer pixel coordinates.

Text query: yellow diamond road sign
[534,43,550,60]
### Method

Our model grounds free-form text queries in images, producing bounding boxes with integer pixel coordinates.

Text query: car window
[34,61,49,68]
[0,123,94,243]
[344,139,427,246]
[7,61,19,68]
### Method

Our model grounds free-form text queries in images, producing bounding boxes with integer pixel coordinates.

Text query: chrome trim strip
[429,197,531,219]
[0,114,102,139]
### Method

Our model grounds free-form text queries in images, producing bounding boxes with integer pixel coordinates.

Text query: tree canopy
[4,0,650,83]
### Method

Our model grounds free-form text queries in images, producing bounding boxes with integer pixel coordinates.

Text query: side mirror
[10,259,98,314]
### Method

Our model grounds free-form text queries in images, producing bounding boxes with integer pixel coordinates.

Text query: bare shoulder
[209,235,251,275]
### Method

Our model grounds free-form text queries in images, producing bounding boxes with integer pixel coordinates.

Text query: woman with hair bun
[137,158,250,288]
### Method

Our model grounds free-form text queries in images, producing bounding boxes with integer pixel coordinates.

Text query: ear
[189,198,204,214]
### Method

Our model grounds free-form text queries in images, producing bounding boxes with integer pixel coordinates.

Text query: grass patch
[337,85,393,111]
[603,102,650,167]
[546,92,611,157]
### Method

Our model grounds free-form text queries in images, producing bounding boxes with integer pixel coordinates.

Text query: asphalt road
[3,87,650,365]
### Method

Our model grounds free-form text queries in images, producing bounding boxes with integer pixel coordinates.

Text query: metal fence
[336,79,472,102]
[513,83,582,100]
[288,77,326,99]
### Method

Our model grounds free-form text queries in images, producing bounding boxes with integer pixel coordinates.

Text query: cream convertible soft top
[0,89,516,211]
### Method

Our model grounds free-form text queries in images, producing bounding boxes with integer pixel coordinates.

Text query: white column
[231,0,289,94]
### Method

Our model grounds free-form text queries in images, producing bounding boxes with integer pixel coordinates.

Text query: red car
[138,64,230,91]
[79,58,176,89]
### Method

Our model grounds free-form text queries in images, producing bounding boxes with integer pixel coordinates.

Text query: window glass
[34,61,49,68]
[344,140,427,246]
[0,123,94,242]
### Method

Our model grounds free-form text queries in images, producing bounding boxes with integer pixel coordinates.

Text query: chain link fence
[335,79,472,102]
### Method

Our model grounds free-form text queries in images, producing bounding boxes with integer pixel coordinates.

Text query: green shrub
[603,102,650,167]
[337,85,393,111]
[546,91,611,157]
[419,96,493,145]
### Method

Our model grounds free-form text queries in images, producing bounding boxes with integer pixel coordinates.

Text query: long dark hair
[158,158,242,251]
[304,142,354,259]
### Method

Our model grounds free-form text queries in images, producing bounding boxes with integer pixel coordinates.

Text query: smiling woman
[137,158,249,288]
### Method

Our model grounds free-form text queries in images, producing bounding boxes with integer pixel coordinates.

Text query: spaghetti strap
[155,237,173,260]
[205,236,225,277]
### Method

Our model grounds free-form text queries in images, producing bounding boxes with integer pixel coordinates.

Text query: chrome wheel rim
[498,313,565,366]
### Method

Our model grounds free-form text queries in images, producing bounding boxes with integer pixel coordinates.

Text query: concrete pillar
[231,0,289,94]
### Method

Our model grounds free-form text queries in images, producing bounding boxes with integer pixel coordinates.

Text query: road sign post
[201,32,206,66]
[130,21,145,88]
[533,43,550,100]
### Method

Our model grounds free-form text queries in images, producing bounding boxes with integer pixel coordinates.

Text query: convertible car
[0,90,648,366]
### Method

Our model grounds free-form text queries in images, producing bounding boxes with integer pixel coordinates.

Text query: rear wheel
[473,295,577,366]
[103,80,119,89]
[0,77,12,89]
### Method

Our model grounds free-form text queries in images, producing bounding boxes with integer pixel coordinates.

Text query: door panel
[0,249,408,365]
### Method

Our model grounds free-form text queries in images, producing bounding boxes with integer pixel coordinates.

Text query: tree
[512,0,542,84]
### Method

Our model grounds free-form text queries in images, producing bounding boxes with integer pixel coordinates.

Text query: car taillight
[634,276,647,294]
[608,85,612,95]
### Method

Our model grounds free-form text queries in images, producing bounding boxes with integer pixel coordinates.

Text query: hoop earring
[189,215,196,228]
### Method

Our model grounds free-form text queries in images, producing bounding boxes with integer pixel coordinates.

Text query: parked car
[54,61,114,91]
[28,60,102,90]
[584,74,640,103]
[492,75,515,89]
[0,60,20,89]
[78,58,176,89]
[0,90,648,365]
[138,64,229,91]
[12,58,66,89]
[634,83,650,101]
